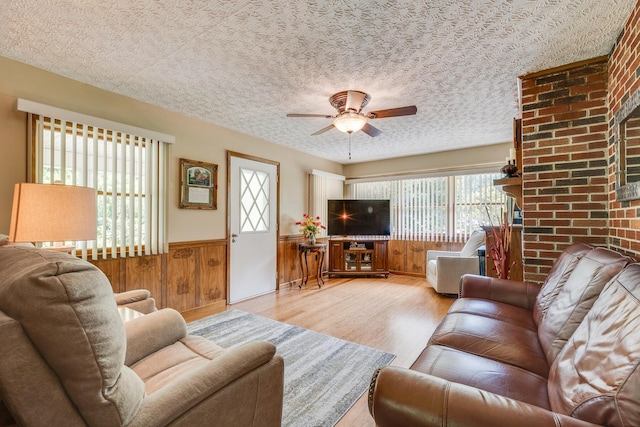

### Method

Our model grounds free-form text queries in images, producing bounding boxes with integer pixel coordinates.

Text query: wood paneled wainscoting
[280,237,467,285]
[89,236,467,315]
[89,240,228,316]
[278,235,310,287]
[388,240,465,276]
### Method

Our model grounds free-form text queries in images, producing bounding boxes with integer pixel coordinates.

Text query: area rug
[187,309,395,427]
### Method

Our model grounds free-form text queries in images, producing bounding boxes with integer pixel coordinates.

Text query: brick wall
[609,0,640,256]
[520,59,610,283]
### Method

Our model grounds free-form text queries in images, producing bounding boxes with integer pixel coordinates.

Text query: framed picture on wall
[179,158,218,209]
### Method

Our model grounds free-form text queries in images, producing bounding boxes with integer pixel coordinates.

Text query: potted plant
[484,207,513,280]
[296,214,326,244]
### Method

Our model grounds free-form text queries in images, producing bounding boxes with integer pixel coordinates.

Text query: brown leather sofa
[369,242,640,427]
[0,246,284,426]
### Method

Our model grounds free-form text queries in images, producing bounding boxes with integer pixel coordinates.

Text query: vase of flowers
[296,214,325,244]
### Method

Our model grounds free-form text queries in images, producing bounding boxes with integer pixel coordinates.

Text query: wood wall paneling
[278,237,301,286]
[390,240,465,277]
[89,236,470,315]
[388,240,406,272]
[279,236,328,287]
[406,241,426,275]
[125,255,163,308]
[166,247,198,313]
[90,258,122,293]
[198,244,227,306]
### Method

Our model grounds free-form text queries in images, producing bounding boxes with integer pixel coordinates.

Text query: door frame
[226,151,280,303]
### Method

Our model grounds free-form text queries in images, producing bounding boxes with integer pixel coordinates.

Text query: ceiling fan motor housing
[329,90,370,113]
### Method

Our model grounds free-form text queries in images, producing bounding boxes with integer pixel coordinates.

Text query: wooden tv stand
[327,237,389,278]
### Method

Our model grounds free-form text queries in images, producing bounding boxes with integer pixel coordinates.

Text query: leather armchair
[0,246,284,427]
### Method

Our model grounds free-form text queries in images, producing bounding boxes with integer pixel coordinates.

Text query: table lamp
[9,183,97,252]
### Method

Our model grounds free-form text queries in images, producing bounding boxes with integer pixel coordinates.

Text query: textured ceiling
[0,1,635,164]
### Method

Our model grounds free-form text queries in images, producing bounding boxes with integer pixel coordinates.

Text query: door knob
[231,233,238,243]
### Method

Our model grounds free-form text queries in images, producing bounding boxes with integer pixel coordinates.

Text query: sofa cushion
[0,246,145,426]
[548,263,640,427]
[132,336,226,394]
[532,242,593,328]
[444,297,537,331]
[447,242,592,326]
[411,344,550,410]
[428,311,549,377]
[537,247,633,365]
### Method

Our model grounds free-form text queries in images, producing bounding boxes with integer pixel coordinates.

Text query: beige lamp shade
[9,183,97,243]
[333,112,367,133]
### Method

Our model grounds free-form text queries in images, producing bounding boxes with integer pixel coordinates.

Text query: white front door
[228,154,278,303]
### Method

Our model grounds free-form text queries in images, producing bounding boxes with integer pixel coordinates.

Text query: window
[454,174,506,239]
[21,100,173,259]
[240,167,270,232]
[348,172,506,242]
[308,170,345,232]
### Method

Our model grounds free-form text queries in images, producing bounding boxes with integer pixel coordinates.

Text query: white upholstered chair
[426,230,485,295]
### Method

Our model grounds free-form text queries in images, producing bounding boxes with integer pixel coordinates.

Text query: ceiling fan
[286,90,417,137]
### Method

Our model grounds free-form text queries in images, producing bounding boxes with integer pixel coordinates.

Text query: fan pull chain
[348,132,352,160]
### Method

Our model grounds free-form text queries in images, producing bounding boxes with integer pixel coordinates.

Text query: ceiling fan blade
[311,124,335,136]
[367,105,417,119]
[345,90,367,113]
[286,113,335,118]
[361,123,382,137]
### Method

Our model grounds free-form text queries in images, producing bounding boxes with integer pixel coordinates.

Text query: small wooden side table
[298,243,326,288]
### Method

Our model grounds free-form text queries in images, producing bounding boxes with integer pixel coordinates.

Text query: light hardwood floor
[191,275,454,426]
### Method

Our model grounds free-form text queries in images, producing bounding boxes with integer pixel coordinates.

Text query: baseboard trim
[180,300,227,323]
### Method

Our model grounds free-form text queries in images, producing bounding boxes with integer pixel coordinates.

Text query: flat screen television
[327,199,391,236]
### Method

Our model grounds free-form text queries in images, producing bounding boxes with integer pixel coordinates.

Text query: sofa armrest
[129,341,284,426]
[427,250,462,262]
[124,308,187,366]
[369,367,600,427]
[115,290,157,314]
[459,274,542,310]
[114,289,150,304]
[435,257,479,295]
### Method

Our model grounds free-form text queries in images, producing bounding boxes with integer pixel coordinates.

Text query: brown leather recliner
[369,243,640,427]
[0,246,284,427]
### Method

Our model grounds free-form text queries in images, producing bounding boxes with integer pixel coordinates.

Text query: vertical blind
[347,173,506,242]
[454,174,506,242]
[31,114,170,259]
[309,170,345,235]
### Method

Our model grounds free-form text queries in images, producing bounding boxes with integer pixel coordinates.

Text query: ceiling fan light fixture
[333,112,367,133]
